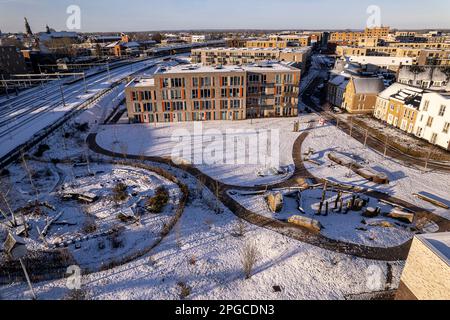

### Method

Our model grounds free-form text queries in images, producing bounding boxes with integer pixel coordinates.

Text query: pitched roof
[352,77,385,94]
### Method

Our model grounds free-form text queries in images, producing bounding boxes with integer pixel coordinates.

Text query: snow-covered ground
[0,59,160,160]
[0,161,181,272]
[96,118,310,187]
[0,174,403,300]
[229,189,415,247]
[302,114,450,220]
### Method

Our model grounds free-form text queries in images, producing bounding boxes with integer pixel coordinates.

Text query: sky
[0,0,449,33]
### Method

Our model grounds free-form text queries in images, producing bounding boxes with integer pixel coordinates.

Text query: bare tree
[241,242,258,279]
[20,150,39,201]
[0,182,17,226]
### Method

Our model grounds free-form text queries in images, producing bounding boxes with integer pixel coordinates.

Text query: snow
[96,118,310,187]
[0,175,404,300]
[0,59,160,161]
[229,188,415,247]
[301,113,450,220]
[1,162,181,272]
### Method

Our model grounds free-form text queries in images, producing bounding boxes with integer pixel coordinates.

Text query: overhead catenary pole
[59,84,66,107]
[364,129,369,147]
[83,72,88,93]
[2,75,10,99]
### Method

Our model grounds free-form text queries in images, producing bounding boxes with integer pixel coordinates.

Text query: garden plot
[95,118,308,187]
[229,188,415,247]
[302,119,450,220]
[0,162,181,272]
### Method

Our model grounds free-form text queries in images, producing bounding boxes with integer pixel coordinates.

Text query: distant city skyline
[0,0,449,33]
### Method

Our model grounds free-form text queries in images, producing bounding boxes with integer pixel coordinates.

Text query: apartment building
[0,45,28,76]
[374,84,424,133]
[336,45,423,60]
[417,50,450,66]
[329,27,390,44]
[387,42,450,50]
[245,40,291,49]
[342,77,385,114]
[414,92,450,150]
[396,233,450,300]
[364,26,390,39]
[125,63,301,123]
[268,35,311,47]
[191,47,312,70]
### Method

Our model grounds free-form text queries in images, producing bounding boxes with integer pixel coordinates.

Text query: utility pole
[364,129,369,147]
[59,84,66,106]
[384,136,388,158]
[349,117,353,137]
[425,147,433,171]
[2,75,10,100]
[106,62,111,82]
[82,72,88,93]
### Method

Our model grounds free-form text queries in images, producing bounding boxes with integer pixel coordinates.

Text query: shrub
[233,219,246,238]
[189,255,197,266]
[0,169,10,177]
[82,217,97,234]
[177,281,191,299]
[146,187,169,213]
[64,289,88,300]
[241,242,258,280]
[75,122,90,132]
[108,226,125,249]
[34,144,50,157]
[112,182,128,203]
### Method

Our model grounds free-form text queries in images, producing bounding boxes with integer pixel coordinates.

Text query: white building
[414,92,450,150]
[348,56,414,71]
[191,35,210,43]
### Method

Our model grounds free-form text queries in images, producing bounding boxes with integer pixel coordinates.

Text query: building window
[143,102,153,112]
[443,122,450,134]
[430,133,438,144]
[426,116,434,127]
[439,105,446,116]
[423,100,430,111]
[134,103,141,113]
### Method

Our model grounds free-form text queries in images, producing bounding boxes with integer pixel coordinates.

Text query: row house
[414,92,450,150]
[374,83,424,133]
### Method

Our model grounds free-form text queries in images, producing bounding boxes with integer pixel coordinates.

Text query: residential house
[342,77,385,114]
[414,92,450,150]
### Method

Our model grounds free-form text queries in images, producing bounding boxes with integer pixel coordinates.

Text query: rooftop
[417,232,450,266]
[156,62,297,74]
[193,46,312,54]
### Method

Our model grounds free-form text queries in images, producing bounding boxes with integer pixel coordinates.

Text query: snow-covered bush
[241,242,258,280]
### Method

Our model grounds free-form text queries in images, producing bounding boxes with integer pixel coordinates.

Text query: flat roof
[193,46,312,54]
[417,232,450,266]
[157,63,297,74]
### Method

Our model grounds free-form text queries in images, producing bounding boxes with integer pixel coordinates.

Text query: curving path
[87,128,450,262]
